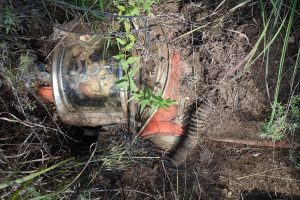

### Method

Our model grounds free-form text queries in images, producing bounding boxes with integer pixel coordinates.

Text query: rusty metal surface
[136,26,171,132]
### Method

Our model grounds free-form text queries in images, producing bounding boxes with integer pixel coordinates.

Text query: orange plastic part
[139,52,184,138]
[38,86,54,103]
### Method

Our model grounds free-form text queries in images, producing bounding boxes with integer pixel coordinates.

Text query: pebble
[288,36,295,44]
[222,189,232,198]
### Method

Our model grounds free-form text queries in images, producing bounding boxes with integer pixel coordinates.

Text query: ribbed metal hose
[170,104,210,164]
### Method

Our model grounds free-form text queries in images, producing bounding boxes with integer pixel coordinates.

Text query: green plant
[62,0,111,19]
[129,88,176,114]
[257,0,300,141]
[0,158,74,190]
[113,0,173,114]
[0,7,18,34]
[115,0,159,15]
[67,0,108,11]
[260,95,300,140]
[289,149,300,170]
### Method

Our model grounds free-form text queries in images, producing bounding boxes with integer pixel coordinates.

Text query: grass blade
[0,157,74,190]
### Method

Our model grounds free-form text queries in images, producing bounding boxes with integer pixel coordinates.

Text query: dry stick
[161,160,178,200]
[65,188,155,198]
[236,168,279,180]
[205,137,297,148]
[220,53,252,83]
[0,112,60,132]
[252,175,300,182]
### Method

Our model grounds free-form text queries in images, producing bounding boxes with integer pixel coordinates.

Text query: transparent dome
[60,38,122,112]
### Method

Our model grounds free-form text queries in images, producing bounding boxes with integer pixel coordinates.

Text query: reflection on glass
[61,38,122,112]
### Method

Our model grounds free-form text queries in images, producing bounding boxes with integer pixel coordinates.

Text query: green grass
[260,95,300,140]
[0,158,74,190]
[256,0,300,141]
[0,1,162,199]
[67,0,108,11]
[1,0,300,198]
[67,0,110,19]
[0,7,18,33]
[289,149,300,170]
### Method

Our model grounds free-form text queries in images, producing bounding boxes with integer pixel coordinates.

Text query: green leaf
[115,78,129,90]
[128,0,136,6]
[129,77,138,92]
[128,6,140,16]
[126,56,139,65]
[140,100,149,113]
[116,37,127,45]
[143,2,151,12]
[117,5,126,12]
[124,41,135,51]
[121,61,129,71]
[124,20,131,32]
[126,33,136,42]
[128,64,139,77]
[113,54,126,60]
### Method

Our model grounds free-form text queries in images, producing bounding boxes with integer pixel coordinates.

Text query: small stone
[288,36,295,43]
[222,189,232,198]
[79,34,90,41]
[53,113,58,121]
[227,191,232,198]
[253,153,260,157]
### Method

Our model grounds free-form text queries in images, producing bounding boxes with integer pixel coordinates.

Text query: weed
[261,103,292,141]
[66,0,110,19]
[261,95,300,141]
[129,88,176,114]
[18,53,36,75]
[289,149,300,170]
[114,0,159,15]
[0,157,74,190]
[257,0,300,141]
[0,7,18,34]
[0,42,9,61]
[67,0,108,10]
[113,0,174,114]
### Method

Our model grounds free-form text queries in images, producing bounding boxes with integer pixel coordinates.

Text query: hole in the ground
[64,127,98,156]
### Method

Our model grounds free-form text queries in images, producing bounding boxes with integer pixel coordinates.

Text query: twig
[206,137,297,148]
[161,160,178,200]
[0,112,60,132]
[236,168,279,180]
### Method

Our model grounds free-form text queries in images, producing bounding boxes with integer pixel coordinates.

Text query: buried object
[33,27,206,163]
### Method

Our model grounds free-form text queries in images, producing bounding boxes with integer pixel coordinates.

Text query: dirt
[85,1,300,199]
[113,1,300,199]
[1,0,300,199]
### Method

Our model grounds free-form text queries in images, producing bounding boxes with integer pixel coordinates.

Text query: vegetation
[260,95,300,140]
[113,0,175,114]
[256,0,300,141]
[0,0,300,199]
[0,7,18,34]
[0,0,169,198]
